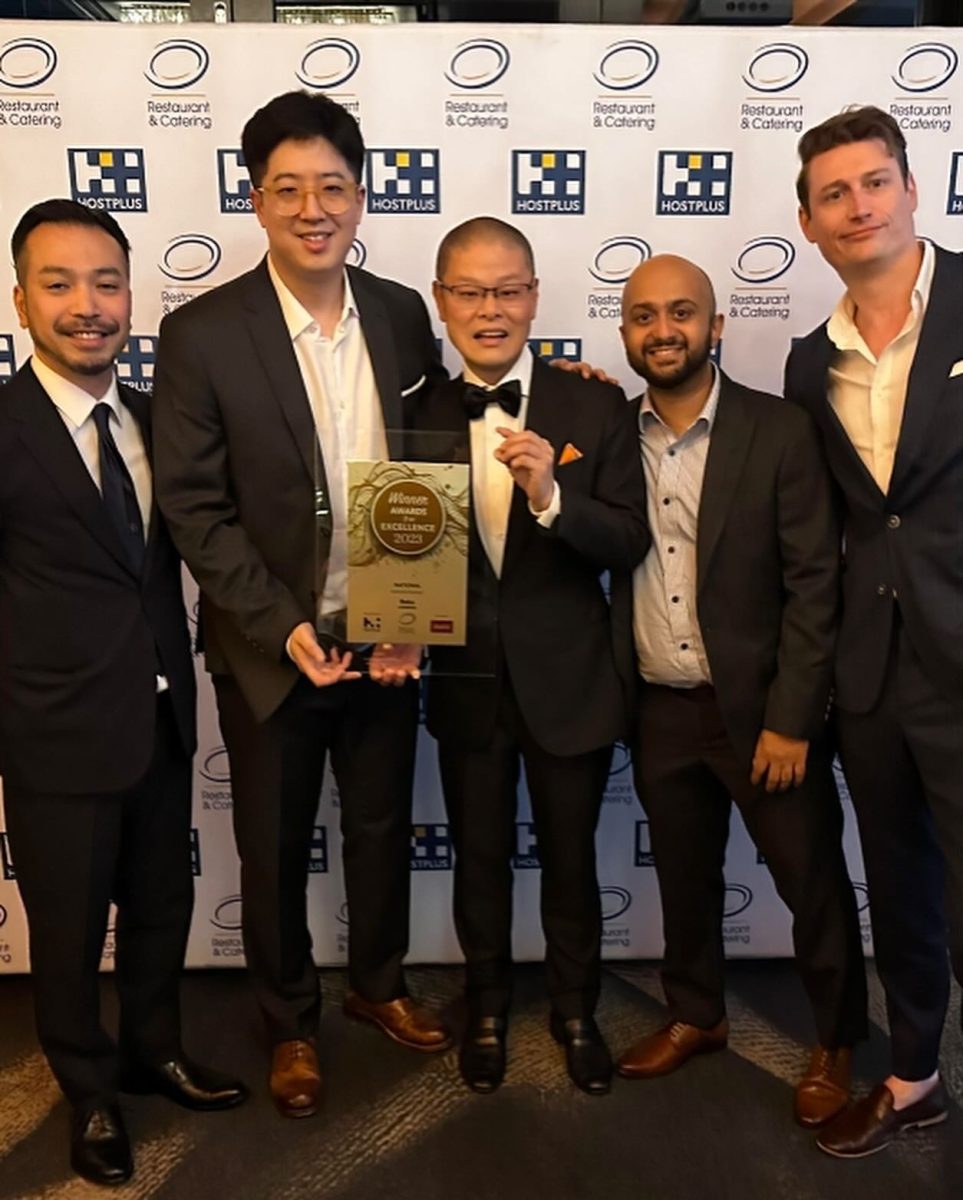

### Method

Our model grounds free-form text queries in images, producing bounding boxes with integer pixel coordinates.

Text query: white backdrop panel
[0,21,959,972]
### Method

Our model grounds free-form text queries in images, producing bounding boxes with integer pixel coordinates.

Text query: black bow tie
[463,379,522,421]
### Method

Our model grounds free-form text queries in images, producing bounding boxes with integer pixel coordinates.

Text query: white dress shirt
[463,347,560,579]
[31,354,152,533]
[632,365,720,687]
[826,238,934,495]
[268,256,386,619]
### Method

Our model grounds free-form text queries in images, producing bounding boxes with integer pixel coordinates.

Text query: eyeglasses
[436,281,537,308]
[254,180,359,217]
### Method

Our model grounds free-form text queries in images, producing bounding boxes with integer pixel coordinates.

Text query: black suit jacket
[0,366,195,794]
[642,373,840,768]
[785,246,963,713]
[421,356,649,757]
[152,257,447,723]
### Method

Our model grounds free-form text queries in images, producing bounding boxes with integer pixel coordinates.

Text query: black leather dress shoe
[817,1081,948,1158]
[550,1015,613,1096]
[121,1056,248,1111]
[459,1017,507,1094]
[70,1102,133,1186]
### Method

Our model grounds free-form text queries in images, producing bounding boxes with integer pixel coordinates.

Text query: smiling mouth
[474,330,508,344]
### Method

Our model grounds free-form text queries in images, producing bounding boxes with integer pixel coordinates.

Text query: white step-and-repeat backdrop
[0,20,960,973]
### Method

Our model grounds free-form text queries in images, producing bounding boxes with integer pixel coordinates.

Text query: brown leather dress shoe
[794,1045,852,1128]
[344,992,453,1052]
[617,1017,729,1079]
[269,1039,321,1119]
[817,1081,948,1158]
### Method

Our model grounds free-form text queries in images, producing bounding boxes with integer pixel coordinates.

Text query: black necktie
[463,379,522,421]
[92,402,145,575]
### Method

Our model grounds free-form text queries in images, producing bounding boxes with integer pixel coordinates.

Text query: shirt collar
[267,255,357,341]
[462,345,534,397]
[640,361,720,434]
[827,238,934,353]
[29,353,121,429]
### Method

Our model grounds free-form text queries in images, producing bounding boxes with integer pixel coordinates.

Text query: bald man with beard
[615,255,866,1135]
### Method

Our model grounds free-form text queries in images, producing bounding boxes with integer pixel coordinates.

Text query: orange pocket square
[558,443,584,465]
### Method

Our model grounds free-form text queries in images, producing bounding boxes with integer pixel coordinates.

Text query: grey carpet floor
[0,962,959,1200]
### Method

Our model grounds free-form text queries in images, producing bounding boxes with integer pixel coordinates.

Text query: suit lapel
[696,378,754,592]
[14,367,138,577]
[501,357,555,579]
[888,247,963,498]
[350,266,403,456]
[804,326,883,506]
[241,260,318,484]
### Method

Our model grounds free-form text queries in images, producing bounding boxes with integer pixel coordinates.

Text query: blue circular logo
[0,37,58,89]
[742,43,808,93]
[599,886,632,922]
[200,745,231,785]
[731,236,795,284]
[852,883,871,913]
[0,903,7,928]
[336,901,350,926]
[296,38,360,90]
[893,43,958,93]
[445,39,510,90]
[211,895,243,932]
[160,234,222,283]
[348,239,367,269]
[594,40,659,91]
[608,740,633,777]
[723,884,753,919]
[590,236,652,285]
[145,39,209,90]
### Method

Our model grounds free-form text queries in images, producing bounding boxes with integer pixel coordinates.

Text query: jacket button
[877,584,888,596]
[887,514,901,529]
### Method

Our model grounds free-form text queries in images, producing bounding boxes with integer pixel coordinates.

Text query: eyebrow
[817,166,893,194]
[36,265,124,277]
[268,170,349,182]
[628,297,697,314]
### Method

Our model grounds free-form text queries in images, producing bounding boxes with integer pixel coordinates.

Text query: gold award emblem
[370,479,446,557]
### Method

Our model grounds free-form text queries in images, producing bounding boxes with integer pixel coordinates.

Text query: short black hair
[435,216,535,280]
[241,90,365,187]
[11,199,130,283]
[796,106,910,214]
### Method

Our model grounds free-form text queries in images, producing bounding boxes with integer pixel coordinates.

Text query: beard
[628,327,714,391]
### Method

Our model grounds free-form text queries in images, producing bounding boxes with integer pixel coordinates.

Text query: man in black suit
[152,92,450,1119]
[0,200,245,1187]
[614,254,866,1130]
[419,217,649,1095]
[786,106,963,1157]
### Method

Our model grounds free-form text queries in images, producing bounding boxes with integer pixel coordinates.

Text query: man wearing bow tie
[419,217,649,1096]
[0,200,246,1188]
[785,107,963,1158]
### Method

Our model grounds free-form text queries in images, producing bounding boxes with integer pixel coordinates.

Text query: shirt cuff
[530,480,561,527]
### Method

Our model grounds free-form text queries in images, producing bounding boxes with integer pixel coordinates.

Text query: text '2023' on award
[346,460,469,645]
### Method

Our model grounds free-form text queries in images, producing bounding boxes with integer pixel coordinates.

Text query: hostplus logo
[69,148,148,212]
[410,823,452,870]
[890,43,958,134]
[528,338,582,363]
[0,334,15,384]
[308,825,329,875]
[513,822,540,869]
[739,43,806,134]
[591,41,658,132]
[217,149,251,214]
[634,820,655,868]
[366,149,440,214]
[512,150,586,215]
[0,833,15,881]
[657,151,732,216]
[948,152,963,214]
[443,38,510,131]
[117,335,156,394]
